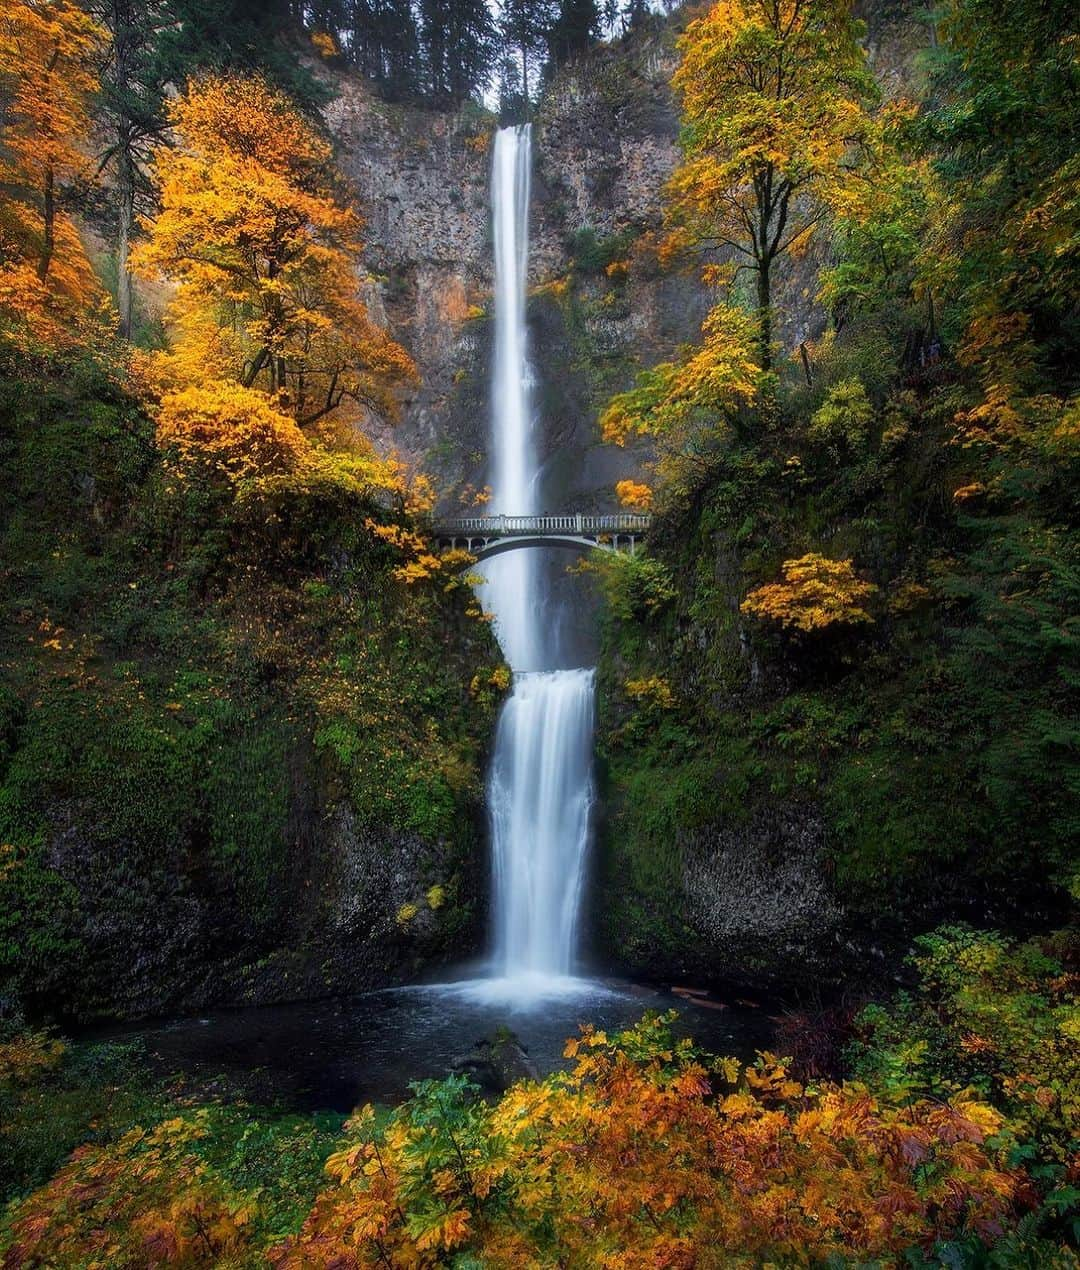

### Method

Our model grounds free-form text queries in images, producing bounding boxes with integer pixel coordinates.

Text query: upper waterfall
[482,125,539,673]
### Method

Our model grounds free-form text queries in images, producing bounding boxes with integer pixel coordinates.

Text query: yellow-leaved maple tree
[132,74,415,428]
[741,552,877,632]
[667,0,877,369]
[0,0,106,351]
[600,301,760,504]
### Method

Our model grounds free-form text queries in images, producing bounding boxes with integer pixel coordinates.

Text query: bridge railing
[434,513,651,536]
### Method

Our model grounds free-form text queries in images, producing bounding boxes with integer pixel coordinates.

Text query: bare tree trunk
[117,140,135,339]
[39,165,55,282]
[756,260,772,373]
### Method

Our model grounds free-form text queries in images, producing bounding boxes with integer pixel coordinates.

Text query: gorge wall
[322,6,931,994]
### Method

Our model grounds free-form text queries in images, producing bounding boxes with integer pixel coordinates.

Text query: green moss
[0,358,500,1018]
[594,360,1077,968]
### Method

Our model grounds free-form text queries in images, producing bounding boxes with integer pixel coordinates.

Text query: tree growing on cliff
[0,0,107,351]
[666,0,877,371]
[498,0,557,113]
[417,0,499,105]
[132,74,414,427]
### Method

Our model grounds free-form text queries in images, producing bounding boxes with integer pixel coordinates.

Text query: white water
[470,125,598,1004]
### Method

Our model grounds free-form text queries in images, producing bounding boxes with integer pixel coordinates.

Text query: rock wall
[328,30,710,513]
[329,5,926,514]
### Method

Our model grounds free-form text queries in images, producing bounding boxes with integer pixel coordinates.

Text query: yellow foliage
[615,479,653,510]
[0,1028,66,1086]
[601,303,759,504]
[0,0,108,353]
[396,902,419,927]
[133,74,414,429]
[625,676,676,709]
[156,382,312,486]
[271,1013,1021,1267]
[426,885,445,910]
[664,0,876,367]
[741,553,877,633]
[310,30,336,57]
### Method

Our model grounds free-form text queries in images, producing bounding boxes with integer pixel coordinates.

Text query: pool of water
[96,977,777,1112]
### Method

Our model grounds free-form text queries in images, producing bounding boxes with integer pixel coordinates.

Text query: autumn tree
[88,0,169,340]
[667,0,877,370]
[133,74,415,427]
[741,552,877,632]
[600,301,760,504]
[0,0,106,349]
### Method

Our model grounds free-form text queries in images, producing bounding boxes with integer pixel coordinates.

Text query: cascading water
[476,124,597,998]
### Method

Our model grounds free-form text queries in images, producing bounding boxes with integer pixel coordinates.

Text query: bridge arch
[442,534,623,563]
[432,513,650,563]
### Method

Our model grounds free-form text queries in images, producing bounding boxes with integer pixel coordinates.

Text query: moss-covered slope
[0,368,503,1020]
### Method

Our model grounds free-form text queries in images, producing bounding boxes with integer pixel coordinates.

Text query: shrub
[271,1012,1025,1267]
[741,553,877,633]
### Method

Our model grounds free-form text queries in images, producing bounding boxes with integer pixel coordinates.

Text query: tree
[347,0,421,99]
[600,301,760,504]
[417,0,498,105]
[498,0,556,113]
[0,0,107,350]
[132,74,414,428]
[740,553,877,633]
[153,0,327,111]
[548,0,601,64]
[666,0,877,370]
[88,0,169,340]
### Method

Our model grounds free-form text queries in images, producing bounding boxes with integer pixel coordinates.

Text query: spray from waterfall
[474,124,597,999]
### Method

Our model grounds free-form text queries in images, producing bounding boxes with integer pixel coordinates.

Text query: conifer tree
[498,0,557,112]
[548,0,601,62]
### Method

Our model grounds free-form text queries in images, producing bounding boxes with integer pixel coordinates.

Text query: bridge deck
[434,513,651,537]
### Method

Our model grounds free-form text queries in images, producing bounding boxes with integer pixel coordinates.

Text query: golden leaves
[133,73,415,431]
[741,553,878,633]
[614,479,654,510]
[0,2,107,353]
[156,382,312,486]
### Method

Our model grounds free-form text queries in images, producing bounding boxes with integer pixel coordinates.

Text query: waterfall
[477,124,597,995]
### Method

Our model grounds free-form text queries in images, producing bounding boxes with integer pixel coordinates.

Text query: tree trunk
[117,140,135,339]
[756,259,772,373]
[39,165,56,282]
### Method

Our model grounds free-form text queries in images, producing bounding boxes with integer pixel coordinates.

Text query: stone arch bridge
[432,513,651,562]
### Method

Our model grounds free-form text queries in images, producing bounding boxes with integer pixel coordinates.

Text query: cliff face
[328,31,710,515]
[331,8,923,516]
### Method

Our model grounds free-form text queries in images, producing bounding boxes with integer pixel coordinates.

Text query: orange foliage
[132,74,415,428]
[0,0,107,351]
[155,382,312,486]
[271,1014,1020,1268]
[741,553,877,632]
[2,1115,256,1268]
[615,479,654,510]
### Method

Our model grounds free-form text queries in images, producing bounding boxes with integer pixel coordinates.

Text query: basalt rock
[451,1030,539,1094]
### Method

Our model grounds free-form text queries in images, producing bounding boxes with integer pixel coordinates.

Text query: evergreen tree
[344,0,421,99]
[498,0,557,112]
[154,0,327,109]
[601,0,622,39]
[622,0,651,34]
[548,0,601,62]
[87,0,169,339]
[417,0,497,104]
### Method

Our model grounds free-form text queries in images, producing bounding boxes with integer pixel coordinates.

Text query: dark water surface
[94,978,777,1112]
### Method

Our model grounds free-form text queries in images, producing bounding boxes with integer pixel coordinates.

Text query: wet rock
[451,1030,539,1094]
